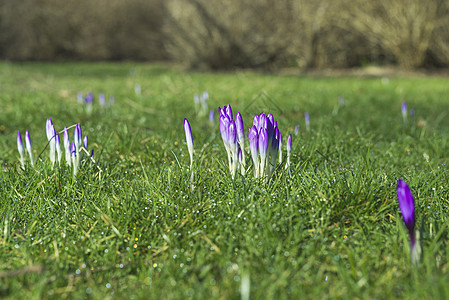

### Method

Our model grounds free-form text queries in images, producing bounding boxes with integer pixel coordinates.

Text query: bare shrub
[164,0,297,69]
[341,0,448,68]
[0,0,166,61]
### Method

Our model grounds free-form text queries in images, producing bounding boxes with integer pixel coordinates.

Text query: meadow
[1,62,449,299]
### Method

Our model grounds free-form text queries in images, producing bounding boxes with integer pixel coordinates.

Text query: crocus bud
[253,114,260,129]
[305,112,310,132]
[235,112,245,145]
[258,128,268,177]
[285,134,292,169]
[17,131,25,169]
[277,129,283,164]
[402,101,407,123]
[99,93,105,106]
[63,127,71,166]
[72,146,77,176]
[46,119,56,166]
[209,110,215,123]
[397,179,415,243]
[249,126,259,177]
[184,118,194,169]
[269,127,280,175]
[228,120,238,177]
[25,130,34,168]
[55,132,61,164]
[225,104,233,121]
[397,179,420,264]
[84,135,88,149]
[235,112,246,169]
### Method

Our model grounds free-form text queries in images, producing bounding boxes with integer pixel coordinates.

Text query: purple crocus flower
[55,132,61,164]
[17,131,25,168]
[397,179,415,244]
[209,110,215,123]
[184,118,194,169]
[269,127,280,175]
[25,130,34,168]
[249,126,259,177]
[225,104,233,121]
[85,92,94,104]
[63,127,71,166]
[228,120,238,177]
[46,118,56,165]
[71,143,77,175]
[294,125,299,135]
[266,113,275,143]
[99,93,106,106]
[258,128,268,177]
[401,101,407,123]
[397,179,420,264]
[84,135,88,149]
[285,134,292,169]
[253,114,260,129]
[235,112,246,169]
[218,107,225,119]
[305,112,310,131]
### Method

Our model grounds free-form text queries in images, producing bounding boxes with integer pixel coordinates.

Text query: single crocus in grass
[17,131,25,169]
[99,93,106,107]
[85,93,93,114]
[401,101,407,123]
[305,112,310,132]
[397,179,420,264]
[84,135,88,149]
[184,118,194,169]
[209,110,215,124]
[248,126,259,178]
[294,125,299,136]
[25,130,34,168]
[285,134,292,169]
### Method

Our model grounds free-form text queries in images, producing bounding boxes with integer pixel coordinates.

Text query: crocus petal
[225,105,233,121]
[397,179,415,233]
[25,130,34,167]
[55,132,61,163]
[258,128,268,158]
[249,126,259,176]
[235,112,245,145]
[184,118,194,168]
[17,131,24,157]
[17,131,25,168]
[287,134,292,153]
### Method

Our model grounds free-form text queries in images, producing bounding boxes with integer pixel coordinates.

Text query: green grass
[1,62,449,299]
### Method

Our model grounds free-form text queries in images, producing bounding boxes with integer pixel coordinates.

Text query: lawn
[1,62,449,299]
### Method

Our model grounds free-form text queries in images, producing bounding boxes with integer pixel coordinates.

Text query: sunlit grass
[1,62,449,299]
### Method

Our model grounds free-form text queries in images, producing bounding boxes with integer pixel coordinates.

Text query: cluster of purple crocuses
[18,118,93,176]
[217,105,292,179]
[78,92,114,113]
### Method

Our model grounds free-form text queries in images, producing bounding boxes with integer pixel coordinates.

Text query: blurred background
[1,0,449,70]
